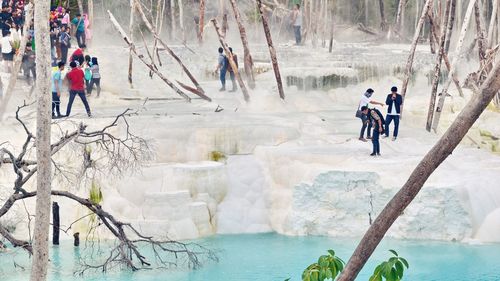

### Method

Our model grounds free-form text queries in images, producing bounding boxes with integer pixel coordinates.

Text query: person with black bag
[356,88,384,142]
[361,106,385,156]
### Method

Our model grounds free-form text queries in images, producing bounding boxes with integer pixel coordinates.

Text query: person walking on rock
[65,61,91,117]
[361,106,385,156]
[356,88,384,142]
[215,47,227,91]
[384,86,403,141]
[291,4,302,45]
[51,61,65,118]
[71,13,86,48]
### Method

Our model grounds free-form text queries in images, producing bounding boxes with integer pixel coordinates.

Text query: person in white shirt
[291,4,302,45]
[384,86,403,141]
[1,30,14,73]
[357,88,384,142]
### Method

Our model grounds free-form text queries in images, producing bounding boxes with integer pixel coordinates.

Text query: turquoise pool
[1,233,500,280]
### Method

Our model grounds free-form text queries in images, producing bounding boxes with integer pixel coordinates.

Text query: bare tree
[198,0,206,44]
[400,0,434,112]
[0,106,216,272]
[29,0,52,279]
[256,0,285,100]
[128,0,136,87]
[337,55,500,281]
[378,0,387,30]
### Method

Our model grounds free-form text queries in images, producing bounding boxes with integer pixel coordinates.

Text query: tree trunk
[29,0,52,279]
[88,0,94,27]
[178,0,185,43]
[170,0,176,38]
[329,9,335,53]
[222,13,229,38]
[445,0,457,53]
[474,1,488,65]
[395,0,405,32]
[77,0,83,15]
[134,0,207,98]
[488,0,498,47]
[432,0,477,131]
[128,0,135,87]
[108,10,193,102]
[0,2,34,121]
[428,10,437,53]
[198,0,206,44]
[379,0,387,30]
[400,0,434,113]
[337,55,500,281]
[228,0,256,89]
[426,0,453,132]
[211,18,250,102]
[52,202,60,245]
[256,0,285,100]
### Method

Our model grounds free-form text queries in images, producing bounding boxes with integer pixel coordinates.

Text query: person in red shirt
[70,48,84,65]
[65,61,91,117]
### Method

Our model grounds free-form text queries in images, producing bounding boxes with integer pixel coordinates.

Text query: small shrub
[369,250,409,281]
[302,249,345,281]
[209,151,226,162]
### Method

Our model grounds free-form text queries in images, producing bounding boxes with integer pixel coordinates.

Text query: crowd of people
[0,2,101,119]
[357,87,403,156]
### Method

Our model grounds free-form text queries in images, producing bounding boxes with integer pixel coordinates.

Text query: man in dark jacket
[384,86,403,141]
[361,106,385,156]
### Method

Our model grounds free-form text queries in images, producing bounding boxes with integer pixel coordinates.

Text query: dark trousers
[372,128,380,155]
[61,45,69,63]
[360,114,372,138]
[52,92,61,117]
[293,26,302,44]
[23,65,36,84]
[76,30,86,48]
[220,67,227,88]
[66,90,91,116]
[385,115,400,137]
[88,78,101,96]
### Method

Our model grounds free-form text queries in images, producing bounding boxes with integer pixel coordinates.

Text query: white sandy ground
[1,32,500,245]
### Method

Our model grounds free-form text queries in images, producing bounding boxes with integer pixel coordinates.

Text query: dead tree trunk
[379,0,387,30]
[428,9,437,54]
[400,0,434,113]
[432,0,477,131]
[337,55,500,281]
[475,1,488,64]
[128,0,135,87]
[426,0,453,132]
[88,0,94,27]
[108,10,192,102]
[395,0,405,34]
[0,2,34,121]
[134,0,208,99]
[256,0,285,100]
[488,0,498,47]
[222,13,229,38]
[52,202,60,245]
[77,0,83,15]
[211,18,250,102]
[178,0,185,43]
[29,0,52,279]
[445,0,457,53]
[198,0,206,44]
[228,0,256,89]
[329,9,335,53]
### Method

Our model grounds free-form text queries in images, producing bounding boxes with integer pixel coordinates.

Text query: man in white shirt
[384,86,403,141]
[357,88,384,142]
[291,4,302,45]
[1,30,14,73]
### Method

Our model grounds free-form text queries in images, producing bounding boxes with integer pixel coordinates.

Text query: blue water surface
[1,233,500,281]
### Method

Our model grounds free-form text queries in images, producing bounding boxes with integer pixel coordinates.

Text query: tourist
[1,29,13,72]
[83,54,92,93]
[88,57,101,97]
[60,8,70,27]
[51,61,65,118]
[70,47,84,65]
[71,13,86,48]
[59,25,70,63]
[384,86,403,141]
[50,21,61,65]
[356,88,384,142]
[227,47,238,92]
[215,47,227,91]
[361,106,385,156]
[65,61,91,118]
[21,42,35,84]
[291,4,302,45]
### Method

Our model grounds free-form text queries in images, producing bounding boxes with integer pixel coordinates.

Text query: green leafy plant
[302,249,345,281]
[89,181,103,205]
[369,250,409,281]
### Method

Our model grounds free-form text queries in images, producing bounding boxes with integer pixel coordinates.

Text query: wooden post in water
[73,233,80,247]
[52,202,60,245]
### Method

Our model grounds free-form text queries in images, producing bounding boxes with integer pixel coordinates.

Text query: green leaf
[311,270,319,281]
[395,260,404,279]
[389,267,398,281]
[389,249,398,257]
[284,278,291,281]
[325,268,332,279]
[335,258,344,273]
[399,257,409,269]
[327,249,335,257]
